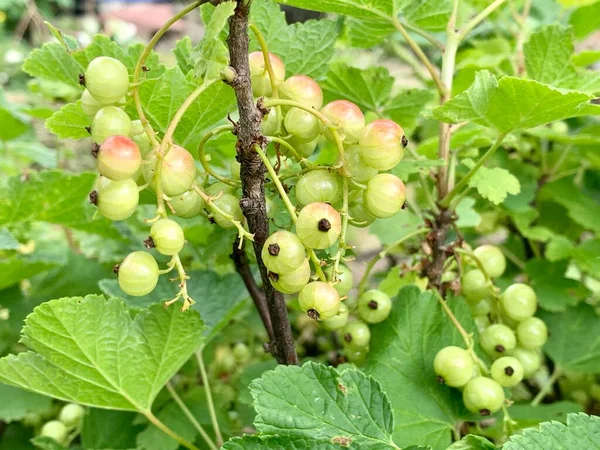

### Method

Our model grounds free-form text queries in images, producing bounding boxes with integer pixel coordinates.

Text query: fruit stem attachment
[530,367,562,406]
[164,254,195,311]
[192,184,254,246]
[197,125,241,187]
[439,134,506,208]
[267,135,313,167]
[195,349,224,446]
[330,176,350,285]
[165,382,218,450]
[143,410,201,450]
[254,144,327,282]
[132,0,207,146]
[456,0,508,42]
[357,228,429,295]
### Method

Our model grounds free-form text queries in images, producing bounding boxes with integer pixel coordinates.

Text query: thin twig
[195,351,223,446]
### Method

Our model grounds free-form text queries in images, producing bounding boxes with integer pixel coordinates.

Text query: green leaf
[223,436,339,449]
[193,1,236,80]
[274,0,395,20]
[0,295,204,411]
[571,239,600,279]
[397,0,452,30]
[539,178,600,233]
[173,37,194,74]
[22,42,83,89]
[525,259,586,312]
[455,197,481,228]
[0,171,121,239]
[73,34,128,68]
[364,286,476,450]
[0,228,19,250]
[463,159,520,205]
[31,437,68,450]
[541,304,600,373]
[508,401,583,428]
[137,401,197,450]
[82,409,142,449]
[45,102,92,139]
[249,0,339,78]
[99,270,247,342]
[0,384,51,423]
[383,89,435,133]
[524,25,600,94]
[322,63,394,112]
[545,235,574,261]
[368,211,424,245]
[572,50,600,67]
[0,252,64,291]
[250,362,398,449]
[129,68,236,151]
[392,158,445,182]
[0,91,30,141]
[342,17,394,48]
[447,435,495,450]
[433,70,594,132]
[569,1,600,39]
[503,413,600,450]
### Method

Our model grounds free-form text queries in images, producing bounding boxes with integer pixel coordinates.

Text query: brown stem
[422,209,455,290]
[226,0,298,365]
[231,238,274,343]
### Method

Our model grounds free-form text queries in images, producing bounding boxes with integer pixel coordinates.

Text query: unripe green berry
[296,202,341,249]
[295,170,342,206]
[321,302,349,331]
[357,290,392,324]
[269,258,311,294]
[433,346,474,388]
[320,100,365,144]
[473,245,506,278]
[40,420,68,444]
[117,251,159,297]
[490,356,524,387]
[58,403,85,427]
[85,56,129,104]
[341,321,371,350]
[262,231,306,275]
[363,174,405,219]
[298,281,340,320]
[149,219,185,256]
[91,106,131,144]
[462,377,505,416]
[96,177,139,221]
[501,283,537,322]
[358,119,405,171]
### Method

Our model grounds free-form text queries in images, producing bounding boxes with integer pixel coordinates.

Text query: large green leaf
[541,303,600,373]
[22,42,84,89]
[396,0,452,31]
[249,0,339,78]
[45,102,92,140]
[0,91,30,141]
[128,68,236,151]
[525,259,586,312]
[223,436,339,449]
[364,286,475,450]
[433,71,595,132]
[447,435,494,450]
[508,401,583,428]
[0,296,204,411]
[569,1,600,39]
[274,0,396,20]
[99,270,247,342]
[524,25,600,93]
[462,159,520,205]
[0,171,122,239]
[250,362,398,449]
[503,413,600,450]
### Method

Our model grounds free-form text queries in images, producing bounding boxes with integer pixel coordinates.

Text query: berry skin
[344,145,378,183]
[212,193,243,228]
[266,196,277,219]
[40,420,68,444]
[232,342,251,363]
[279,75,323,110]
[130,120,153,157]
[473,245,506,278]
[480,324,517,357]
[358,119,405,170]
[358,290,392,324]
[516,317,548,349]
[260,108,279,136]
[206,182,237,197]
[469,298,492,317]
[512,347,542,378]
[363,174,406,219]
[284,108,321,143]
[117,251,159,296]
[341,321,371,350]
[149,219,185,256]
[230,160,241,180]
[490,356,524,387]
[298,281,340,320]
[58,403,85,427]
[81,88,105,117]
[97,135,141,181]
[91,106,132,144]
[500,284,537,322]
[96,177,139,221]
[284,136,318,159]
[320,100,365,144]
[325,264,353,297]
[248,51,286,98]
[172,189,205,218]
[433,346,474,388]
[345,347,368,365]
[143,146,197,196]
[461,269,490,303]
[296,202,342,249]
[269,258,311,294]
[261,231,306,275]
[348,194,376,228]
[462,377,505,416]
[214,345,236,373]
[295,170,342,206]
[85,56,129,104]
[321,302,349,330]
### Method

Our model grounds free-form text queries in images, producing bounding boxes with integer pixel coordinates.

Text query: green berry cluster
[434,244,548,416]
[252,52,406,359]
[35,403,85,446]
